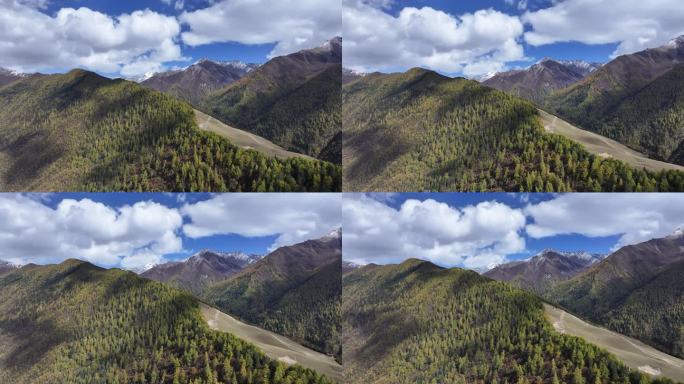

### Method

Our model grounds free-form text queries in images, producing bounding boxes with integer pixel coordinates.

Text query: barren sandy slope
[538,109,684,173]
[545,304,684,382]
[201,304,342,382]
[194,109,314,161]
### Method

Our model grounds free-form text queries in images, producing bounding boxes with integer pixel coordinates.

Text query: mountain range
[483,58,601,104]
[141,250,261,296]
[484,249,604,294]
[342,258,667,383]
[342,67,684,192]
[142,60,259,106]
[0,68,340,192]
[0,260,17,275]
[485,35,684,167]
[141,229,342,360]
[0,68,30,87]
[203,229,342,359]
[545,229,684,358]
[483,229,684,359]
[0,259,331,383]
[142,37,342,164]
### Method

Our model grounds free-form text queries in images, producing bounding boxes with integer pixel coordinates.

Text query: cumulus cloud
[179,0,341,58]
[0,195,183,270]
[343,0,525,77]
[0,1,182,77]
[342,195,526,270]
[181,193,341,250]
[525,194,684,250]
[523,0,684,57]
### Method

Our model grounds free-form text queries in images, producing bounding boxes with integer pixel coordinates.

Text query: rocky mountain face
[343,68,365,84]
[484,249,603,294]
[0,260,18,275]
[141,250,260,296]
[342,260,361,273]
[483,59,601,104]
[204,229,342,358]
[546,228,684,357]
[141,60,258,105]
[0,68,26,87]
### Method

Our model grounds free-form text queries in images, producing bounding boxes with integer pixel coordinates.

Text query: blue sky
[342,193,684,270]
[0,193,341,271]
[343,0,684,77]
[0,0,340,78]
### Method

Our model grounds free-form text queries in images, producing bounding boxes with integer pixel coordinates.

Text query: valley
[545,304,684,382]
[201,304,343,382]
[538,109,684,172]
[194,109,313,160]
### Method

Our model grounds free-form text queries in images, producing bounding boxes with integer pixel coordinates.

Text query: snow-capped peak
[664,35,684,48]
[537,249,603,263]
[667,226,684,239]
[190,250,261,264]
[321,228,342,240]
[0,67,28,77]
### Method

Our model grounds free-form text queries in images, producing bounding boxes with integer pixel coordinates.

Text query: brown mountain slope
[484,249,603,294]
[141,250,260,296]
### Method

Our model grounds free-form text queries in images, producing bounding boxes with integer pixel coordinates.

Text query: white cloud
[342,0,525,77]
[179,0,341,58]
[181,193,341,251]
[0,1,182,77]
[525,194,684,250]
[523,0,684,57]
[342,195,526,269]
[0,195,183,271]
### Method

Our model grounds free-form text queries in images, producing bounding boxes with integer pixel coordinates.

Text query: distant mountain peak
[537,248,604,263]
[320,228,342,240]
[664,35,684,48]
[667,226,684,239]
[190,249,261,264]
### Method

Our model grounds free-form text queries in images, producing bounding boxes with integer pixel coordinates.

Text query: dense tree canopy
[0,260,333,384]
[343,68,684,192]
[343,259,679,384]
[0,70,340,192]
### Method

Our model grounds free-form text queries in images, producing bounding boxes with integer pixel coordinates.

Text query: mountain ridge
[545,231,684,358]
[141,250,262,295]
[484,248,604,294]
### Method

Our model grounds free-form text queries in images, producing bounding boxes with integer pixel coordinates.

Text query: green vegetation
[204,65,341,163]
[343,259,679,384]
[0,260,332,384]
[0,70,340,191]
[546,260,684,359]
[547,64,684,165]
[204,243,341,361]
[343,68,684,192]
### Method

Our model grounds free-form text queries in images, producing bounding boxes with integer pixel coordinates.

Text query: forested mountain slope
[204,230,342,360]
[484,59,600,104]
[0,69,340,191]
[343,259,676,383]
[203,38,342,163]
[546,231,684,358]
[484,249,603,294]
[547,36,684,165]
[342,67,684,192]
[0,259,332,384]
[141,250,260,296]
